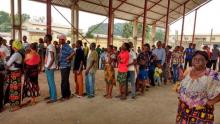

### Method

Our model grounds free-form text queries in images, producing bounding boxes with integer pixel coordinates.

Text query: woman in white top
[176,51,220,124]
[4,40,23,112]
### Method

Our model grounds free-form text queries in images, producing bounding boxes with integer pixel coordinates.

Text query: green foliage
[122,22,133,38]
[155,28,165,41]
[86,32,94,38]
[0,11,30,32]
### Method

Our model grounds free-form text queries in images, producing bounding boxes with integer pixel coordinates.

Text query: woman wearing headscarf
[4,40,23,112]
[176,51,220,124]
[23,43,41,105]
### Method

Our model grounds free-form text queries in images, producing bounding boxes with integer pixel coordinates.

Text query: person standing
[83,42,89,69]
[44,34,57,103]
[73,40,84,98]
[96,44,102,69]
[184,43,194,70]
[116,43,129,100]
[104,45,116,99]
[171,46,182,84]
[127,42,137,99]
[23,43,41,105]
[59,34,75,100]
[38,38,45,72]
[22,35,30,50]
[176,51,220,124]
[85,43,98,98]
[210,44,220,71]
[0,50,5,112]
[5,40,23,112]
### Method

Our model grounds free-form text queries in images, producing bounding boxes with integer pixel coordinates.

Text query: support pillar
[107,0,114,46]
[46,0,52,35]
[192,9,197,44]
[133,18,138,51]
[11,0,22,41]
[164,0,170,45]
[142,0,148,46]
[71,2,79,43]
[180,3,186,46]
[151,22,156,45]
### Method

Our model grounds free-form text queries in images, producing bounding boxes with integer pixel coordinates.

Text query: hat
[58,34,66,40]
[12,40,23,50]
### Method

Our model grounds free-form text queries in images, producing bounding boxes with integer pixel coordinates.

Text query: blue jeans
[172,64,179,84]
[45,69,57,101]
[154,76,161,86]
[85,73,95,96]
[127,71,136,97]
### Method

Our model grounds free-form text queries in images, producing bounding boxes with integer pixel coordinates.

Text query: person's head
[12,40,23,52]
[23,36,27,42]
[156,63,162,68]
[72,43,76,48]
[44,34,52,45]
[76,40,83,48]
[162,43,166,48]
[58,34,67,45]
[189,43,193,48]
[192,44,196,49]
[152,45,156,49]
[2,39,7,46]
[67,40,71,44]
[166,45,172,51]
[157,41,162,48]
[121,42,130,51]
[192,51,209,70]
[138,47,141,50]
[107,45,113,53]
[174,46,180,52]
[30,43,37,52]
[97,45,100,48]
[39,38,44,44]
[142,43,150,52]
[180,46,184,52]
[128,42,133,49]
[84,42,87,47]
[90,43,96,50]
[9,39,14,46]
[213,44,218,49]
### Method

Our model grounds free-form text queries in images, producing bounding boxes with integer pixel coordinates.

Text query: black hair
[30,43,37,51]
[192,50,209,61]
[124,42,130,51]
[143,43,150,49]
[77,40,83,46]
[45,34,52,42]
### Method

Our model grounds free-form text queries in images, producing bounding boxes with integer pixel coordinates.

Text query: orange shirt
[118,50,129,72]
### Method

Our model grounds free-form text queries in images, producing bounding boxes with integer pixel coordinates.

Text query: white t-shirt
[45,44,56,69]
[7,52,22,71]
[0,45,10,57]
[128,50,137,71]
[23,42,30,49]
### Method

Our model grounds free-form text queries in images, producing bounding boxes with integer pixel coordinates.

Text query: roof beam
[172,0,191,10]
[80,0,166,23]
[113,0,127,12]
[156,0,190,23]
[136,0,162,19]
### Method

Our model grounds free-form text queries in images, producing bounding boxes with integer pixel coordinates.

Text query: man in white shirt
[127,42,137,99]
[44,34,57,103]
[0,37,10,59]
[22,35,30,50]
[152,41,166,65]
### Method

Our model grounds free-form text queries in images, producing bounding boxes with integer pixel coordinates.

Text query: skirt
[104,64,116,85]
[4,70,22,107]
[117,72,127,85]
[137,69,149,81]
[176,100,214,124]
[23,65,40,98]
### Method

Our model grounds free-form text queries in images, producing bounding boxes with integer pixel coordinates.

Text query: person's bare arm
[47,51,54,69]
[85,60,96,75]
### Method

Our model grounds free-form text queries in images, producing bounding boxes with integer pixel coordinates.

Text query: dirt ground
[0,70,220,124]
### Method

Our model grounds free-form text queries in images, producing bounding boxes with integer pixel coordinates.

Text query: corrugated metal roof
[31,0,211,28]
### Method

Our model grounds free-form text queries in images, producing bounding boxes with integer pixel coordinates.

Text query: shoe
[115,95,121,98]
[44,96,50,100]
[131,96,136,99]
[120,96,127,100]
[87,95,94,98]
[46,100,57,104]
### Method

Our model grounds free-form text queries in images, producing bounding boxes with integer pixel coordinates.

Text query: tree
[85,32,94,38]
[0,11,30,32]
[122,23,133,38]
[155,28,165,42]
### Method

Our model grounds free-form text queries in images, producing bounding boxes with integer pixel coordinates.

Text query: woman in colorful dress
[104,45,116,99]
[171,46,182,84]
[176,51,220,124]
[4,40,23,112]
[116,43,129,100]
[137,43,151,94]
[23,43,41,105]
[0,50,5,112]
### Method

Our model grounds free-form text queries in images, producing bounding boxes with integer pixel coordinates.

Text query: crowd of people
[0,34,220,123]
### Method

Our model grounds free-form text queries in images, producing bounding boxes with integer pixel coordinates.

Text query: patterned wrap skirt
[4,70,22,107]
[23,65,40,98]
[117,72,127,85]
[0,72,4,109]
[176,100,214,124]
[104,64,116,85]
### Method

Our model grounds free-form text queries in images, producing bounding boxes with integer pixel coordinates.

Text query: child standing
[154,63,163,86]
[117,43,130,100]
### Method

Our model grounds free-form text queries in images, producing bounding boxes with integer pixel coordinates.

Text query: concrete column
[133,18,138,52]
[71,2,79,43]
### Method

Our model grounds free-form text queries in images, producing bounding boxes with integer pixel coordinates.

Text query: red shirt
[118,50,129,72]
